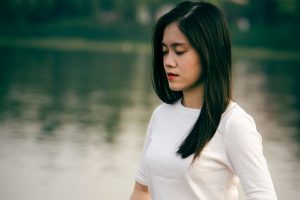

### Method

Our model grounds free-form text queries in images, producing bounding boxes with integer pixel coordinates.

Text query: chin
[168,84,183,92]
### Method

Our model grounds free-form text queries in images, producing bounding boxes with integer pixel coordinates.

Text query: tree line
[0,0,299,25]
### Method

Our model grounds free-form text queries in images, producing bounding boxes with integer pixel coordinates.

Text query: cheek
[192,57,202,78]
[181,52,202,77]
[185,61,202,80]
[191,68,202,83]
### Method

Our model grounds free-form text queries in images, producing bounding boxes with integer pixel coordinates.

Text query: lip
[166,72,178,80]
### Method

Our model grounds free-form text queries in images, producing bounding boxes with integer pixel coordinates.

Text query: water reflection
[0,47,159,200]
[0,47,299,200]
[260,60,300,144]
[0,48,143,142]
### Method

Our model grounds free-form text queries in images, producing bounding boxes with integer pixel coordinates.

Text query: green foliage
[1,0,299,24]
[0,0,299,50]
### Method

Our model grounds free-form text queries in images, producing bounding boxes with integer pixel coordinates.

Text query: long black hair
[152,1,232,161]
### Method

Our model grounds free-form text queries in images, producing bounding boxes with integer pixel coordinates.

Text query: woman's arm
[130,182,151,200]
[225,112,277,200]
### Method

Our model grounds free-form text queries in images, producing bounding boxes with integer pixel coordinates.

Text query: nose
[163,53,176,68]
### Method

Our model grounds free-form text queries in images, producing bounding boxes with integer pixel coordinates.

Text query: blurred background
[0,0,299,199]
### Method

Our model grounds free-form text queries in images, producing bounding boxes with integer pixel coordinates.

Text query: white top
[135,99,277,200]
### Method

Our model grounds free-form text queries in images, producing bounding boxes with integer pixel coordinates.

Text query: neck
[182,84,204,109]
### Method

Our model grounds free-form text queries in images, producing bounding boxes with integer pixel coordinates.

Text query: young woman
[130,1,277,200]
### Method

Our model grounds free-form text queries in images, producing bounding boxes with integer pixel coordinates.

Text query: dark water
[0,47,299,199]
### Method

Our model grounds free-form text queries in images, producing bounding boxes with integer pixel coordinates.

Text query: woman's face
[162,22,203,92]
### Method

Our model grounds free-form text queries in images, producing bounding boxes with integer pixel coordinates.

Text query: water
[0,47,299,200]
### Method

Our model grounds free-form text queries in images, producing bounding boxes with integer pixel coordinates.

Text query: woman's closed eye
[162,47,186,56]
[175,50,186,55]
[162,50,186,56]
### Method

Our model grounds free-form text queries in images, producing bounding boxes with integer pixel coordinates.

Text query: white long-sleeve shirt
[135,99,277,200]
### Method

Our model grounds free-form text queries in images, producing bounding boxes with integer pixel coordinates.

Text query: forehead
[162,22,190,45]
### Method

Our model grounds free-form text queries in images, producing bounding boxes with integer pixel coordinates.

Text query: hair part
[152,1,232,161]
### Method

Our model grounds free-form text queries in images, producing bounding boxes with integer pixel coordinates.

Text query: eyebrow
[162,42,187,48]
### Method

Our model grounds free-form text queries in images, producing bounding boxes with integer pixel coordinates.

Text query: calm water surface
[0,47,299,200]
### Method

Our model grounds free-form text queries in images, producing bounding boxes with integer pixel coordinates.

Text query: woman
[130,1,277,200]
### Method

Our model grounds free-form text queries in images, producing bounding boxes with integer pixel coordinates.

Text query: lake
[0,47,299,199]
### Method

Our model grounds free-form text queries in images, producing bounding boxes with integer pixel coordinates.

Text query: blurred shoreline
[0,37,299,61]
[1,17,300,51]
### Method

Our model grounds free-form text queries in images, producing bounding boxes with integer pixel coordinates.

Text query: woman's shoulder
[222,101,254,121]
[222,102,263,157]
[220,101,257,134]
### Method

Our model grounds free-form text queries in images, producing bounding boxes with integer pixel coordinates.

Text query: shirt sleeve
[224,112,277,200]
[135,108,157,186]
